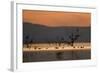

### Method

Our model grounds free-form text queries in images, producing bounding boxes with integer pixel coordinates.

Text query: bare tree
[68,28,80,46]
[68,28,80,60]
[24,35,33,48]
[25,35,30,48]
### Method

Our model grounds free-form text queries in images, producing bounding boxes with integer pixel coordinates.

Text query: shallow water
[23,50,91,62]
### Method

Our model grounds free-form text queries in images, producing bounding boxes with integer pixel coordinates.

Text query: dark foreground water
[23,50,91,62]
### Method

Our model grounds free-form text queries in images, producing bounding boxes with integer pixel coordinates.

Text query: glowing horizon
[23,10,91,27]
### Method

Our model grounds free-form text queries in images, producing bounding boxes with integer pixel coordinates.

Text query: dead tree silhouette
[68,28,80,46]
[25,35,30,48]
[68,28,80,59]
[25,35,33,49]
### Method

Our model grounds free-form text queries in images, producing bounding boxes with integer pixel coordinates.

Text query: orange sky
[23,10,91,27]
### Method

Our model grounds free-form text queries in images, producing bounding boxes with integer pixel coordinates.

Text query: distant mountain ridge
[23,22,91,43]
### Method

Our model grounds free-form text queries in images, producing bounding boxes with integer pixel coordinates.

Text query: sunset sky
[23,10,91,27]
